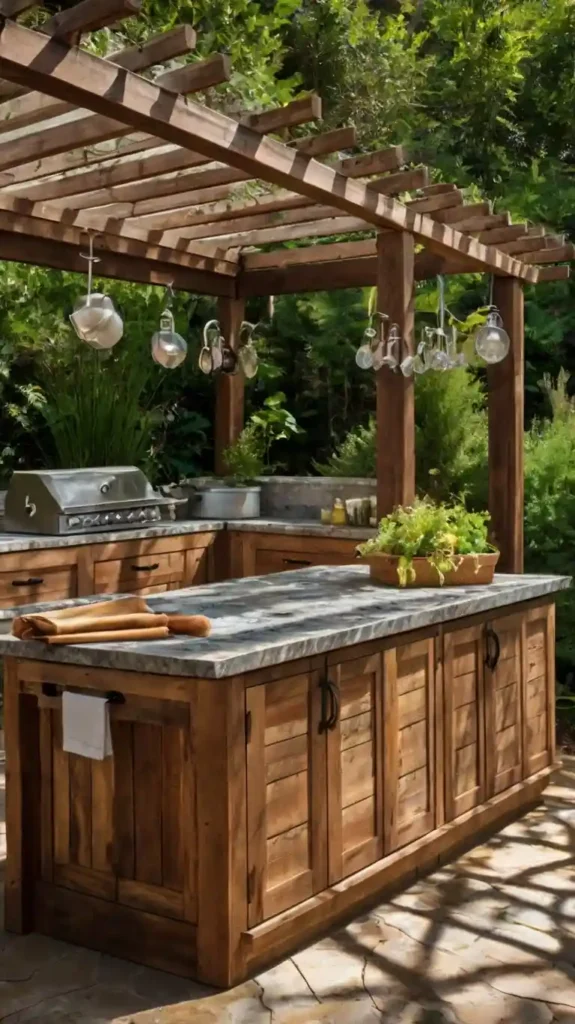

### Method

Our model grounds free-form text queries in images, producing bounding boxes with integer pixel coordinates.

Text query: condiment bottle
[331,497,347,526]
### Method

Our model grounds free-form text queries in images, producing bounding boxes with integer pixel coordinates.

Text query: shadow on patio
[0,758,574,1023]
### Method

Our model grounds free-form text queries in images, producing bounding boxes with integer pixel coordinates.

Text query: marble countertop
[0,517,372,554]
[0,567,569,679]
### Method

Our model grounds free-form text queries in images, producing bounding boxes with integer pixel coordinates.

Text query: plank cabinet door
[444,625,486,820]
[325,653,384,883]
[383,637,437,852]
[522,603,555,776]
[245,671,327,926]
[38,699,197,925]
[484,612,524,796]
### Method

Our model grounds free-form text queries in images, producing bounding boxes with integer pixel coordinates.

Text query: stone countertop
[0,567,569,679]
[0,519,224,553]
[0,517,373,554]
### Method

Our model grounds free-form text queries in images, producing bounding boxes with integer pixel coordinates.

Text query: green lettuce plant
[357,498,496,586]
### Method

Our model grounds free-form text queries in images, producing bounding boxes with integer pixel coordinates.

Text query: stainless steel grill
[4,467,175,535]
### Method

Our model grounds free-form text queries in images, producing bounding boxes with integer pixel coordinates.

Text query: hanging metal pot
[70,235,124,349]
[238,321,260,379]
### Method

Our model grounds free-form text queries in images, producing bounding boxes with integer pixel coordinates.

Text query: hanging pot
[70,236,124,349]
[151,309,187,369]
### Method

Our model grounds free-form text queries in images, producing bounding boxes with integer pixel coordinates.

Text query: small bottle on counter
[331,497,347,526]
[320,507,332,525]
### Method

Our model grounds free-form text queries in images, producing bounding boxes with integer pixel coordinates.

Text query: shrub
[318,368,488,507]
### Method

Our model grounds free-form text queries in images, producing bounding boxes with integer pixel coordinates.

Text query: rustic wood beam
[13,107,344,207]
[367,166,429,195]
[0,25,197,142]
[36,117,340,213]
[497,234,555,256]
[458,213,510,233]
[155,54,231,94]
[475,224,527,245]
[0,0,41,14]
[215,296,246,475]
[419,182,458,196]
[407,191,462,214]
[433,202,491,225]
[239,248,477,295]
[193,215,372,251]
[376,231,415,516]
[43,0,142,43]
[0,21,537,281]
[0,60,232,175]
[0,227,234,294]
[535,265,570,282]
[0,197,239,275]
[165,203,344,243]
[521,244,575,264]
[337,146,408,177]
[488,277,524,572]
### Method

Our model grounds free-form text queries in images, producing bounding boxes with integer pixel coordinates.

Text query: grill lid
[6,467,165,516]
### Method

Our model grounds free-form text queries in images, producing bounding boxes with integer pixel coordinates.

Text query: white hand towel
[62,691,113,760]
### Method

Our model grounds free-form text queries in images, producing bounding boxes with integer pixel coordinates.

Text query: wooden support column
[488,276,525,572]
[376,230,416,516]
[214,295,246,475]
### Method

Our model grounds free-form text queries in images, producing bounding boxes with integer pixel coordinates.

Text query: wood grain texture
[488,277,524,572]
[444,625,486,820]
[133,723,163,886]
[39,707,54,882]
[376,230,415,516]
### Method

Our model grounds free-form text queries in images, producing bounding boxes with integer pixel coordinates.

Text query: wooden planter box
[362,552,500,587]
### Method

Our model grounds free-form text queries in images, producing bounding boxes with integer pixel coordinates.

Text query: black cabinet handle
[318,678,340,732]
[485,626,501,671]
[282,557,312,567]
[11,577,44,587]
[130,563,159,572]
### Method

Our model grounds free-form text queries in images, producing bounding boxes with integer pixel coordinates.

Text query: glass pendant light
[474,306,510,364]
[474,275,510,364]
[151,287,187,369]
[238,321,260,379]
[70,233,124,349]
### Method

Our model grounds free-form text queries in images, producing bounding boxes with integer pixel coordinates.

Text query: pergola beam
[0,21,537,280]
[521,244,575,264]
[43,0,142,43]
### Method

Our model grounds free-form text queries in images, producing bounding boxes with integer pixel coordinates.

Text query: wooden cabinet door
[325,652,383,883]
[444,624,486,820]
[38,696,197,926]
[522,603,555,776]
[484,612,524,796]
[383,637,437,852]
[245,671,327,925]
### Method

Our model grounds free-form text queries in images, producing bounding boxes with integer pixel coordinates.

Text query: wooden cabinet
[484,611,524,796]
[0,548,79,608]
[383,636,437,851]
[0,531,217,608]
[245,670,326,925]
[325,651,383,883]
[34,689,197,976]
[228,531,359,580]
[522,603,555,775]
[443,624,486,820]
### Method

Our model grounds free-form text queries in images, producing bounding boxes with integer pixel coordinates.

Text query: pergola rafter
[0,0,570,575]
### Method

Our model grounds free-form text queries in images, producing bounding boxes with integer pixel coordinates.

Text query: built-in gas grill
[4,467,175,535]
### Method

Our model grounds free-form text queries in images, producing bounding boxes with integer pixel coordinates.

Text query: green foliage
[358,497,493,586]
[524,370,575,674]
[223,392,302,484]
[222,424,266,485]
[317,367,488,507]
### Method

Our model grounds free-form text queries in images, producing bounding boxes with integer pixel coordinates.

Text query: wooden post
[376,230,416,516]
[214,295,246,475]
[488,276,524,572]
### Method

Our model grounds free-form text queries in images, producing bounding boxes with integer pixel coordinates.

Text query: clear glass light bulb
[151,311,187,369]
[474,307,510,364]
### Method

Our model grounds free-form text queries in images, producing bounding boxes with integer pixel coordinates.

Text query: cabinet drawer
[94,550,185,594]
[255,546,356,576]
[0,565,77,607]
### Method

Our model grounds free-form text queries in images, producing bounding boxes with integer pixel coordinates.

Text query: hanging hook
[164,282,175,309]
[437,274,445,333]
[79,231,100,302]
[488,273,494,307]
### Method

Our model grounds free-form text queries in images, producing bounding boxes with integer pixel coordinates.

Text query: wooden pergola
[0,1,572,575]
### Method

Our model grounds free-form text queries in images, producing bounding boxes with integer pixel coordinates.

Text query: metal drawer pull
[11,577,44,587]
[282,557,312,567]
[485,626,501,671]
[130,563,159,572]
[318,678,340,732]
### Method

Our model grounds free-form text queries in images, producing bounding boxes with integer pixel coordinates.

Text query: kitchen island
[0,566,569,985]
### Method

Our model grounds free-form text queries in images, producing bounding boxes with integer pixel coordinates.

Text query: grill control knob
[138,509,147,520]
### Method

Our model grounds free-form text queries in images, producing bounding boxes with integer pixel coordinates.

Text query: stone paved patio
[0,756,574,1023]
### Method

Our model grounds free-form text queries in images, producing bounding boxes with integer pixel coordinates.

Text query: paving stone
[442,980,554,1024]
[487,965,575,1008]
